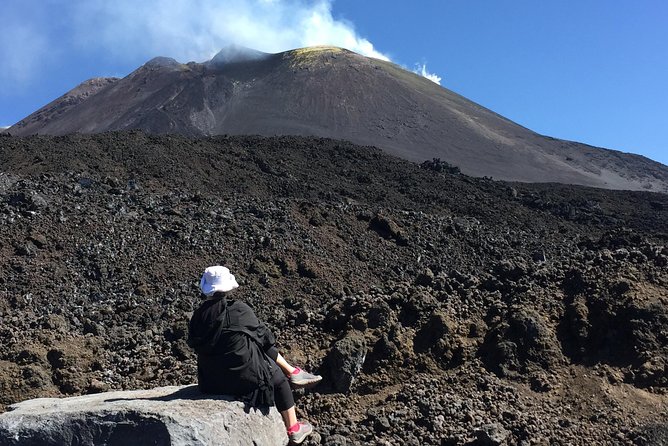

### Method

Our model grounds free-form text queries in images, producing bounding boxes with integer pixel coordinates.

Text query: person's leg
[275,352,296,376]
[270,359,314,443]
[280,406,298,429]
[266,347,295,376]
[267,347,322,388]
[271,360,296,428]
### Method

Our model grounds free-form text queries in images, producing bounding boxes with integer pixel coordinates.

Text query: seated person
[188,265,321,444]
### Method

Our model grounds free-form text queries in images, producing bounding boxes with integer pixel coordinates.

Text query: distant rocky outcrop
[0,385,287,446]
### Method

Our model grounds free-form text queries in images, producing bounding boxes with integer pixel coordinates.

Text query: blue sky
[1,0,667,166]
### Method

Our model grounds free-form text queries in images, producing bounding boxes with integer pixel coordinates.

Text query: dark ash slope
[9,46,668,193]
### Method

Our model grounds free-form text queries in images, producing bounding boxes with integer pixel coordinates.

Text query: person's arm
[187,303,217,352]
[257,321,278,358]
[236,301,278,356]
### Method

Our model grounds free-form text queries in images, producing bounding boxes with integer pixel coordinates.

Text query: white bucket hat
[200,265,239,296]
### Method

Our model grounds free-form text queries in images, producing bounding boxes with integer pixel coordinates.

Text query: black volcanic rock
[9,46,668,192]
[0,132,667,446]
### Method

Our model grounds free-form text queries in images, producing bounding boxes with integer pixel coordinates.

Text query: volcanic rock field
[0,132,667,445]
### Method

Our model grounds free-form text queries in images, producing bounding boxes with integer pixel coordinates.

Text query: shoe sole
[290,377,322,389]
[290,429,313,444]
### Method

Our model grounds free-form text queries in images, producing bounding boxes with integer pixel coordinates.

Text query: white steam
[414,62,442,85]
[1,0,444,89]
[73,0,390,63]
[0,20,49,89]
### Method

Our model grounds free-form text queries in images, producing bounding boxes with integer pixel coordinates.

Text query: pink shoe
[288,421,313,444]
[290,367,322,388]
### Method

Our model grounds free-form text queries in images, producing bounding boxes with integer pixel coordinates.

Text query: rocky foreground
[0,385,287,446]
[0,132,667,445]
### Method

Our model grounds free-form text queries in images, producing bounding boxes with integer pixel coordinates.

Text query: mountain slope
[11,77,119,133]
[9,46,668,192]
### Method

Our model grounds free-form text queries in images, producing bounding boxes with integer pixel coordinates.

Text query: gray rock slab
[0,385,288,446]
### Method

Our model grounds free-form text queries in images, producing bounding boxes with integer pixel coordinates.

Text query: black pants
[267,346,294,412]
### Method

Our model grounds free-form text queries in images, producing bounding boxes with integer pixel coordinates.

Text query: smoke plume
[1,0,445,89]
[74,0,390,63]
[0,17,50,89]
[414,63,442,85]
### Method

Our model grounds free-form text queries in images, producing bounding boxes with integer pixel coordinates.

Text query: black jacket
[187,293,277,407]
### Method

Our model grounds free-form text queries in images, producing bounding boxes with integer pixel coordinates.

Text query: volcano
[9,46,668,192]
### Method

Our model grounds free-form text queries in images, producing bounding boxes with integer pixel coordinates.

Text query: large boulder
[0,385,288,446]
[326,333,367,393]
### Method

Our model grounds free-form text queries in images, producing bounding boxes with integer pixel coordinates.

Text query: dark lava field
[0,132,667,445]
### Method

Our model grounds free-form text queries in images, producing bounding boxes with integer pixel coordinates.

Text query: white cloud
[0,20,49,89]
[1,0,401,91]
[414,62,442,85]
[70,0,390,63]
